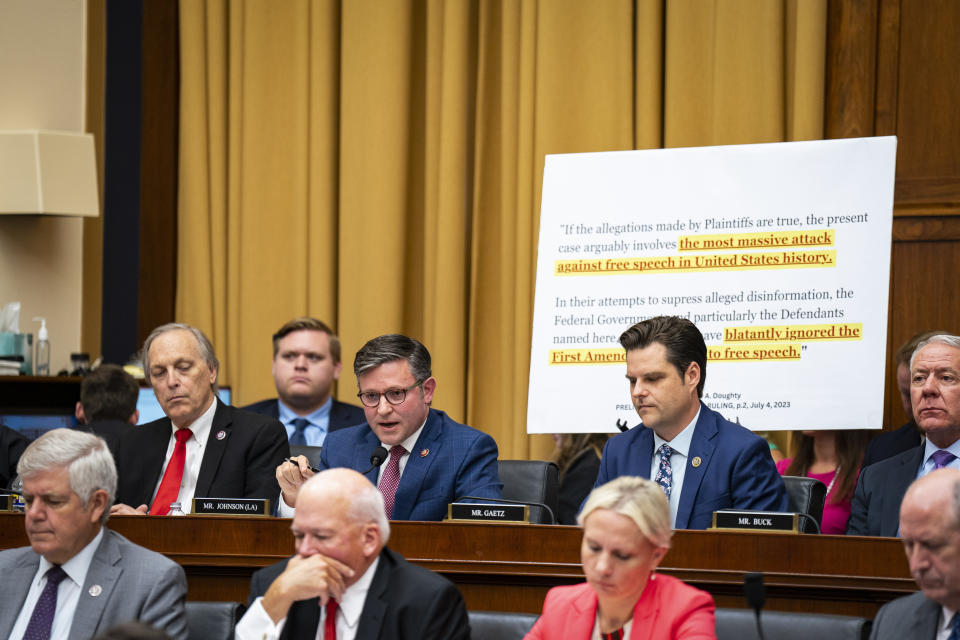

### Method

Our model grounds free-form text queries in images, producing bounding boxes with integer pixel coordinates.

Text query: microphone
[455,495,556,525]
[744,572,766,640]
[361,446,389,475]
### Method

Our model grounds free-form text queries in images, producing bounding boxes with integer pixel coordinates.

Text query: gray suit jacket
[0,528,187,640]
[869,591,940,640]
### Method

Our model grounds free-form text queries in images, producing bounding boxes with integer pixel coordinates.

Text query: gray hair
[911,334,960,370]
[18,428,117,524]
[141,323,220,393]
[353,334,431,383]
[346,479,391,544]
[578,476,672,548]
[301,469,390,542]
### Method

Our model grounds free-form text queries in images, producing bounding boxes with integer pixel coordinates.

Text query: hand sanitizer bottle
[33,317,49,376]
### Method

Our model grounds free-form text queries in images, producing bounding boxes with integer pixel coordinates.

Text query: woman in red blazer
[525,476,716,640]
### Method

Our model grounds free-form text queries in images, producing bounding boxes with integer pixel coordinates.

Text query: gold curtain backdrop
[177,0,826,461]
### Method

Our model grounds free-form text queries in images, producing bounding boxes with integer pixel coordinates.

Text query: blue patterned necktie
[23,565,68,640]
[948,612,960,640]
[654,444,674,500]
[932,449,957,470]
[289,418,310,446]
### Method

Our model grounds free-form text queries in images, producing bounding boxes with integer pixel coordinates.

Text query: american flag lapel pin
[420,449,429,458]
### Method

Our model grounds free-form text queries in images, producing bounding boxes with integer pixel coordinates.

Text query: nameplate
[446,502,529,523]
[192,497,270,517]
[711,510,798,533]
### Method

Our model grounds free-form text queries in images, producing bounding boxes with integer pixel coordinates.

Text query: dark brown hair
[619,316,707,397]
[554,433,610,479]
[785,430,868,504]
[80,364,139,422]
[272,317,340,363]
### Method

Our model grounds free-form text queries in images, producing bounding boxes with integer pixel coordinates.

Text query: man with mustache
[111,323,289,515]
[592,315,787,530]
[869,468,960,638]
[849,334,960,536]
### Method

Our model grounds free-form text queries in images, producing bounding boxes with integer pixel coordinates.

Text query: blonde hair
[578,476,672,548]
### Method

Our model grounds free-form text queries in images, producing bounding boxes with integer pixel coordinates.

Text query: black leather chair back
[497,460,560,524]
[289,444,323,469]
[715,608,871,640]
[185,601,246,640]
[469,610,539,640]
[782,475,827,533]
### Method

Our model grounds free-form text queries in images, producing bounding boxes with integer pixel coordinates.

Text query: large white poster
[527,137,897,434]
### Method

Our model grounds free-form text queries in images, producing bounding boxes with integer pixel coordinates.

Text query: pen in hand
[285,457,320,473]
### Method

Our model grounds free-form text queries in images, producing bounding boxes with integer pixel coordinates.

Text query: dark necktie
[151,428,192,515]
[654,443,674,500]
[378,445,407,518]
[323,598,339,640]
[932,449,957,470]
[23,565,68,640]
[289,418,310,446]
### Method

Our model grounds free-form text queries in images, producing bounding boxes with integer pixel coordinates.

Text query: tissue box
[0,332,33,375]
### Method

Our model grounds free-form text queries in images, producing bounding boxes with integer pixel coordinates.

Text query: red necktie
[151,428,192,515]
[323,599,339,640]
[377,445,406,519]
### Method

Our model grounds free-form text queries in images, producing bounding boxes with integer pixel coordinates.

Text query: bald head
[900,469,960,609]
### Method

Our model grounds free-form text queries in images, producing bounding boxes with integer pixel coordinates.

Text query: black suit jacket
[248,547,469,640]
[77,418,131,468]
[0,425,29,489]
[115,400,289,509]
[241,398,366,436]
[846,445,923,536]
[862,420,922,468]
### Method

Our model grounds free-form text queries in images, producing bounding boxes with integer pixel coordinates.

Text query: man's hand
[276,456,315,508]
[261,553,354,623]
[110,503,149,516]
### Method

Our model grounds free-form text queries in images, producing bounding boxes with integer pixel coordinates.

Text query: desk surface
[0,513,914,616]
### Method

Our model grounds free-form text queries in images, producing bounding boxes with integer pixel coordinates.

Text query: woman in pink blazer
[525,476,716,640]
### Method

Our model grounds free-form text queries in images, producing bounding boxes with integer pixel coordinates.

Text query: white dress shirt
[149,398,217,514]
[649,407,700,529]
[10,528,105,640]
[938,606,958,640]
[235,556,380,640]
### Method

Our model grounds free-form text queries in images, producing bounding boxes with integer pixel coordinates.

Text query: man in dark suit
[0,424,28,489]
[862,331,942,467]
[869,468,960,639]
[111,323,289,516]
[243,318,366,445]
[236,468,469,639]
[277,334,502,519]
[848,334,960,536]
[0,429,187,639]
[592,316,787,530]
[74,364,140,462]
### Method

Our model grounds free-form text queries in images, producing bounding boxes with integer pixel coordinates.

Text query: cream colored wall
[0,0,87,373]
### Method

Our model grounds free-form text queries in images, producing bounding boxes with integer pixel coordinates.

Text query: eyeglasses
[357,381,423,408]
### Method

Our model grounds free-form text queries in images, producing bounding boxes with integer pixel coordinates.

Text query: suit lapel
[391,412,443,520]
[634,428,654,479]
[568,587,599,638]
[884,447,924,535]
[675,406,717,530]
[354,549,392,640]
[283,600,322,639]
[911,596,942,638]
[67,530,122,640]
[136,421,175,506]
[356,429,384,485]
[196,401,231,497]
[0,551,40,639]
[628,576,661,640]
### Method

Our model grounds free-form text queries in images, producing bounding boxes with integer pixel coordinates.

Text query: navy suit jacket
[242,397,366,436]
[116,400,289,509]
[847,445,923,537]
[247,547,469,640]
[319,409,503,520]
[862,420,922,468]
[594,402,788,529]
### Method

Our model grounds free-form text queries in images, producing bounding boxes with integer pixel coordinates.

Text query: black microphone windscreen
[370,446,389,467]
[744,572,766,611]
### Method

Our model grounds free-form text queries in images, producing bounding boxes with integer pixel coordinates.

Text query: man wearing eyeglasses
[276,334,503,520]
